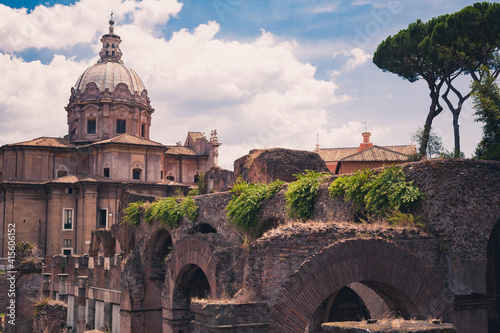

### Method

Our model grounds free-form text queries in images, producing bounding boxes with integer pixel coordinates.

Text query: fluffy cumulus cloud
[0,0,391,169]
[0,0,182,52]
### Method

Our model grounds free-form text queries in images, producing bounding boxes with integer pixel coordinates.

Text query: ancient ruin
[33,159,500,333]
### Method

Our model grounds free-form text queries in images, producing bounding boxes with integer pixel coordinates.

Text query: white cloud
[333,47,372,70]
[307,3,341,14]
[0,3,352,170]
[0,0,182,52]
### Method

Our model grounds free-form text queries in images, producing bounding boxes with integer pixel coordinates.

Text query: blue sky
[0,0,488,168]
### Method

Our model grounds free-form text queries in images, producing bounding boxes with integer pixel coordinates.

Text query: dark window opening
[104,168,110,178]
[98,209,107,229]
[112,44,115,48]
[66,188,73,194]
[133,169,141,180]
[188,223,217,235]
[87,119,96,134]
[141,124,145,137]
[63,249,72,256]
[106,51,109,56]
[117,119,126,133]
[166,175,175,181]
[160,171,163,179]
[106,43,109,47]
[63,209,72,230]
[194,174,201,183]
[112,51,115,56]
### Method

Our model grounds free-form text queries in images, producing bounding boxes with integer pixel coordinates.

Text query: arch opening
[487,220,500,332]
[143,229,173,333]
[187,223,217,235]
[310,282,410,332]
[173,264,212,332]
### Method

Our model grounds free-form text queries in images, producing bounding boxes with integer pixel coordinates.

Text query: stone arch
[142,228,173,333]
[163,237,218,333]
[270,239,451,333]
[487,219,500,332]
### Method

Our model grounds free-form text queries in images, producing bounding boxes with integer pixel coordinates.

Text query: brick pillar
[42,273,51,298]
[453,294,493,333]
[77,276,88,330]
[58,273,68,303]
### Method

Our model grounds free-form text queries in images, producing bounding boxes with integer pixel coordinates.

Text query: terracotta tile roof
[340,145,411,162]
[165,146,197,156]
[1,179,48,185]
[317,144,416,162]
[7,137,74,148]
[317,147,359,162]
[382,145,417,156]
[89,134,164,147]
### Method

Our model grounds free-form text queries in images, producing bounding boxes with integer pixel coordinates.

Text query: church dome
[74,61,145,94]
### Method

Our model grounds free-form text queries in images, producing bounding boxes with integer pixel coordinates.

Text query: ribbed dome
[74,61,146,94]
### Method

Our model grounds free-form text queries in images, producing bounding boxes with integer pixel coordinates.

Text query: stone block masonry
[38,159,500,333]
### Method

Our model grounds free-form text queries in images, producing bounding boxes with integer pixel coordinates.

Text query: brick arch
[270,239,451,333]
[163,237,218,332]
[167,237,218,306]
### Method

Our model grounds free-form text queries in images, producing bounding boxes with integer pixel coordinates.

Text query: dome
[74,61,146,94]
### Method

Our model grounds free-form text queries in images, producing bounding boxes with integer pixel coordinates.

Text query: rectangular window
[117,119,126,133]
[98,209,108,229]
[62,249,72,256]
[141,124,145,137]
[103,168,110,178]
[132,169,141,180]
[63,239,72,247]
[87,119,96,134]
[63,209,73,230]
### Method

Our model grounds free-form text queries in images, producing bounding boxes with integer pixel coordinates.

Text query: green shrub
[123,201,143,226]
[329,166,426,218]
[180,196,198,222]
[285,170,327,221]
[226,179,283,236]
[124,196,199,228]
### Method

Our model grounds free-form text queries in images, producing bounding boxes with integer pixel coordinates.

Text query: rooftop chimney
[358,132,373,152]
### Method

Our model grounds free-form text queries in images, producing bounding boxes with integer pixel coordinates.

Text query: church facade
[0,20,221,256]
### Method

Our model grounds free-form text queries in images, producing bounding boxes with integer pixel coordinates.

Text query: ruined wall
[41,159,500,333]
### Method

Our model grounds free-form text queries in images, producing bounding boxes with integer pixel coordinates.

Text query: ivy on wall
[285,170,328,221]
[123,196,198,228]
[329,165,426,218]
[226,178,283,236]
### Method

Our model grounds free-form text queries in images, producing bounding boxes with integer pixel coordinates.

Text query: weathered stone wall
[40,159,500,333]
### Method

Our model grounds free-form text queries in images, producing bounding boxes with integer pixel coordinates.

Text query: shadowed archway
[270,239,452,333]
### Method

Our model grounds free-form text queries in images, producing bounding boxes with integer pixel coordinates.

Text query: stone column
[58,273,68,303]
[77,276,88,331]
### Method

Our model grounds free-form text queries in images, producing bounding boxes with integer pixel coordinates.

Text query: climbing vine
[123,196,198,228]
[285,170,328,221]
[226,179,283,236]
[329,165,426,218]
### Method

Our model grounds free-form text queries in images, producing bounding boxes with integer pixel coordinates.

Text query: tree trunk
[453,111,460,157]
[420,81,444,158]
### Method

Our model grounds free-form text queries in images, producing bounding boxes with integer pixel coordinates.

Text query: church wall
[78,184,98,255]
[0,185,46,256]
[46,186,77,256]
[2,150,17,180]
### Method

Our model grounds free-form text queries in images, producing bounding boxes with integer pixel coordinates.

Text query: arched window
[56,165,69,178]
[103,167,110,178]
[166,171,175,181]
